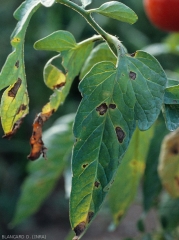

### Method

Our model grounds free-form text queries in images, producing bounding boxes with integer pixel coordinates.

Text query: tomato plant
[143,0,179,32]
[1,0,179,239]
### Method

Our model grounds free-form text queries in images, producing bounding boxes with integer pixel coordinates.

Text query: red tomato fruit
[143,0,179,32]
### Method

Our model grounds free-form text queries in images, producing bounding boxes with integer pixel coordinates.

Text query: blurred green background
[0,0,179,239]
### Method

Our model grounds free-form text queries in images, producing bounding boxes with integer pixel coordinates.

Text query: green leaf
[34,30,77,51]
[80,42,117,79]
[70,50,167,237]
[164,85,179,104]
[163,104,179,131]
[163,85,179,131]
[91,1,138,24]
[159,193,179,230]
[167,78,179,87]
[11,114,74,226]
[158,129,179,198]
[36,34,94,116]
[81,0,92,8]
[142,116,167,212]
[108,126,154,226]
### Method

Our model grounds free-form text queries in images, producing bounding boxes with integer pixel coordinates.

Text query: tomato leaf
[158,129,179,198]
[91,1,138,24]
[34,31,94,116]
[159,193,179,230]
[0,0,56,137]
[0,0,42,137]
[11,114,74,226]
[34,30,77,51]
[70,50,167,237]
[163,85,179,130]
[108,126,154,226]
[28,32,94,160]
[80,42,117,80]
[142,116,167,212]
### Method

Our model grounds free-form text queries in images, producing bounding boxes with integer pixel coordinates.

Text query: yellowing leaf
[158,129,179,198]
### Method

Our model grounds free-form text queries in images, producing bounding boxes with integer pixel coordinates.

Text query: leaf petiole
[56,0,121,56]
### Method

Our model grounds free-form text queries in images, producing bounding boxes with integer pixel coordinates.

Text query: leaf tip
[73,221,86,239]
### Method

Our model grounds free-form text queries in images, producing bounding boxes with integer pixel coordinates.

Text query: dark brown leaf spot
[8,78,22,97]
[130,52,136,57]
[82,163,88,168]
[15,60,19,68]
[174,176,179,186]
[16,104,27,115]
[96,103,108,115]
[27,115,45,161]
[115,127,125,143]
[74,222,86,237]
[94,181,100,188]
[129,71,136,80]
[27,109,55,160]
[171,143,179,155]
[2,117,24,139]
[109,103,116,109]
[87,212,94,223]
[53,82,66,89]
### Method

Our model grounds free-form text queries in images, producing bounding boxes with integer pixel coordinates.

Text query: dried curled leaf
[28,32,95,160]
[27,110,54,160]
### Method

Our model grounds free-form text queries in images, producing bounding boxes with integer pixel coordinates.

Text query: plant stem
[56,0,120,56]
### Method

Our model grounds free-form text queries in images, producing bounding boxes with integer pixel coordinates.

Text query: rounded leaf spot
[96,103,108,115]
[129,71,136,80]
[109,103,116,109]
[115,126,125,143]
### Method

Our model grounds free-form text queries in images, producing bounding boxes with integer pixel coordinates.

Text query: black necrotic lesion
[115,126,125,143]
[8,78,22,97]
[96,103,108,115]
[129,71,136,80]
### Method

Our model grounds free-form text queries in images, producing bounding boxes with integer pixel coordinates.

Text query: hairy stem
[56,0,120,56]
